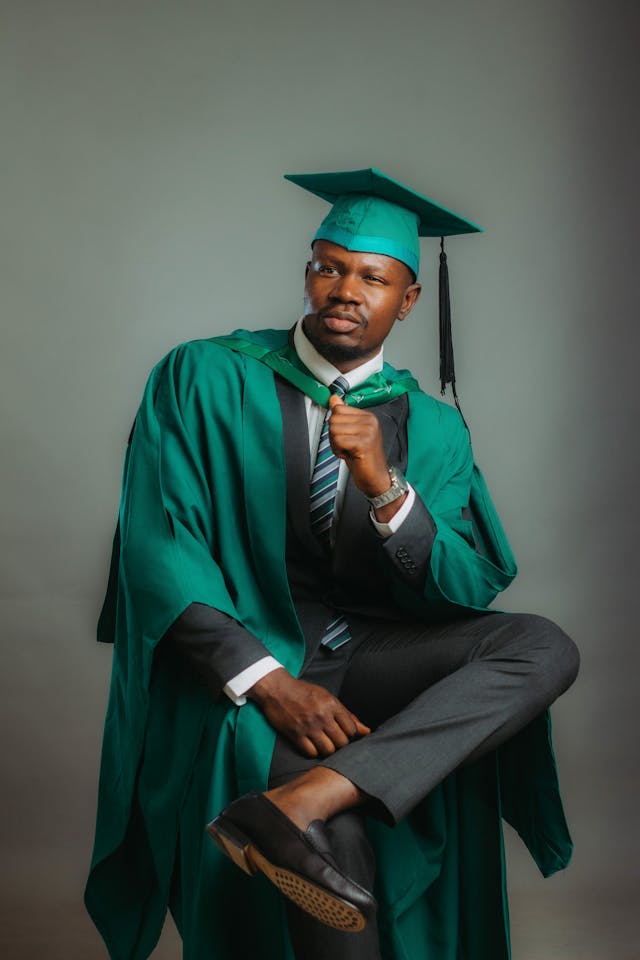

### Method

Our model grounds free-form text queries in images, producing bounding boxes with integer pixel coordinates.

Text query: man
[86,168,579,960]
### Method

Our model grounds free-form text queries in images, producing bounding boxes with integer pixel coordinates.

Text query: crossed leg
[268,611,579,958]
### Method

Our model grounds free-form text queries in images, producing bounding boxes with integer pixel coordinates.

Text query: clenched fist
[328,395,407,521]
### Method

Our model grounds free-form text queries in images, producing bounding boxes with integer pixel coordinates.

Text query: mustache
[318,307,367,326]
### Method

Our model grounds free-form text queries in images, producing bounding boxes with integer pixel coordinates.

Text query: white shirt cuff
[223,656,283,706]
[369,484,416,538]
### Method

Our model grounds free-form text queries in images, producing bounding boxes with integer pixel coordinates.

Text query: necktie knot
[329,376,349,399]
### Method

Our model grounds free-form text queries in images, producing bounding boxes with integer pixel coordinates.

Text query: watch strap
[366,467,409,509]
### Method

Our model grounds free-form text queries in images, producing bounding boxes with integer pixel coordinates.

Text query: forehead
[311,239,408,277]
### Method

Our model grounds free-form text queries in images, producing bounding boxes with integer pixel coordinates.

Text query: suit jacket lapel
[274,376,325,559]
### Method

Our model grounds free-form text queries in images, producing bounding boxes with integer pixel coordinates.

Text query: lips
[321,312,361,334]
[323,317,359,333]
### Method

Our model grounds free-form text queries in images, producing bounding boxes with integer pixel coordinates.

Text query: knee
[521,614,580,701]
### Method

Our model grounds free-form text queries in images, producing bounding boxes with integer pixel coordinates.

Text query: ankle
[265,768,364,830]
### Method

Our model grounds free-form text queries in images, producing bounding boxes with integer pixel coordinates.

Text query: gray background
[2,1,638,957]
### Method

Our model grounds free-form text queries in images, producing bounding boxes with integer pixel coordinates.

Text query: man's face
[302,240,421,372]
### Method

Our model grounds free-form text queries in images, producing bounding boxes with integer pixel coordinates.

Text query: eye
[317,263,338,275]
[365,274,385,284]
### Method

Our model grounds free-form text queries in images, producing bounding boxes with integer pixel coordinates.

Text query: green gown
[85,330,572,959]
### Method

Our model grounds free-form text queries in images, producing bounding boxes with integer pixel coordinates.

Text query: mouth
[320,310,361,334]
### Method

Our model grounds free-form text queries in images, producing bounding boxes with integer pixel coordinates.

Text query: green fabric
[210,329,420,408]
[85,329,572,960]
[315,194,422,277]
[284,168,484,239]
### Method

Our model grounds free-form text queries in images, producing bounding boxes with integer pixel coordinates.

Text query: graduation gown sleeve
[394,393,517,616]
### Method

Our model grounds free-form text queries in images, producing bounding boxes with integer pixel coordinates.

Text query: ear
[398,282,422,321]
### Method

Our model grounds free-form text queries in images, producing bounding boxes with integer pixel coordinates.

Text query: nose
[329,272,362,304]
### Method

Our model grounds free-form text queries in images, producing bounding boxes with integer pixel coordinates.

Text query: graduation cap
[284,167,483,410]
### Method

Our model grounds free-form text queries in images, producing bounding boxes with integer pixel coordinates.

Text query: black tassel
[439,237,466,422]
[438,237,454,393]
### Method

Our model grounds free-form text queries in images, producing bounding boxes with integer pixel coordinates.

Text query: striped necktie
[309,375,352,651]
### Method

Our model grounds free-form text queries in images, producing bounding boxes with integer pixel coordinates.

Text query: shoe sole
[207,818,366,932]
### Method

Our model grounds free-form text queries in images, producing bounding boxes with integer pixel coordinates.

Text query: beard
[302,316,373,366]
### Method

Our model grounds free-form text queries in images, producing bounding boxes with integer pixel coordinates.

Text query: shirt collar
[293,318,384,391]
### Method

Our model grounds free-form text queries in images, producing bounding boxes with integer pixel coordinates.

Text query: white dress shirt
[223,320,415,704]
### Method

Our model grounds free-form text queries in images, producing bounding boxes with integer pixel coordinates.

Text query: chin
[313,339,371,366]
[304,323,369,366]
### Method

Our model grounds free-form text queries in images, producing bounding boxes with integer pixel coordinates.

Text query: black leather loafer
[207,792,376,932]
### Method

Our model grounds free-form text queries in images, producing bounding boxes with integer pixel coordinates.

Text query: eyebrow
[316,254,393,276]
[359,262,391,275]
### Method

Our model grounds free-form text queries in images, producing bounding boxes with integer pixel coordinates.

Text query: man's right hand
[247,667,371,758]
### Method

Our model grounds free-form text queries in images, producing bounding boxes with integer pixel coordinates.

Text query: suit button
[396,548,407,559]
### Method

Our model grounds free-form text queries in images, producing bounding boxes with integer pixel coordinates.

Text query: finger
[310,731,338,756]
[328,404,374,422]
[335,708,370,739]
[323,719,351,751]
[297,736,319,758]
[350,712,372,736]
[329,394,345,409]
[329,430,377,453]
[329,433,374,458]
[334,711,358,739]
[329,415,378,435]
[329,411,373,431]
[328,410,377,429]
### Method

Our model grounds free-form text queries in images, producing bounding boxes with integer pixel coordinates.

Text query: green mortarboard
[284,167,483,409]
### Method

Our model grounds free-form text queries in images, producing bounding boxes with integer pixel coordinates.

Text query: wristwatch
[366,466,409,509]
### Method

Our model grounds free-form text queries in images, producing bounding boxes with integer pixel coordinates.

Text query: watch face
[389,468,407,490]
